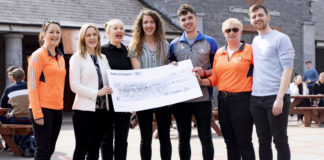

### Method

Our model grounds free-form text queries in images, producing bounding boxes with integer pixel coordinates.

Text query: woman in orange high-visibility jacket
[27,20,66,160]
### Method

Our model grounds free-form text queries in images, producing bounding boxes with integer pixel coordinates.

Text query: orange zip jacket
[27,46,66,120]
[208,42,253,92]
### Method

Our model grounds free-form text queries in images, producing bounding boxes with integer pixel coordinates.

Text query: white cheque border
[107,59,203,112]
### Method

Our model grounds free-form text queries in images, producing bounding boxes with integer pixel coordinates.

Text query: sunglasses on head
[224,28,239,33]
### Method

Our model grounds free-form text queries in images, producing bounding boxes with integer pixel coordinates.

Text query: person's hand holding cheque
[192,67,212,86]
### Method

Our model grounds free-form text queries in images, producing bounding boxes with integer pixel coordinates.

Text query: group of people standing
[290,61,324,123]
[24,3,297,160]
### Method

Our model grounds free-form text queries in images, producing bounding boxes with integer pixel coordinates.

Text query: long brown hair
[38,20,61,46]
[130,9,166,60]
[78,23,102,59]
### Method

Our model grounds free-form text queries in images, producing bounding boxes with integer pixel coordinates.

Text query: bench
[291,107,324,127]
[0,124,33,156]
[290,95,324,127]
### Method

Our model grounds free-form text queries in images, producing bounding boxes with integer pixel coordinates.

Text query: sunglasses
[224,28,239,33]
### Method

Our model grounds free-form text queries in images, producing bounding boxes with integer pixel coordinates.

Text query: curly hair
[130,9,166,60]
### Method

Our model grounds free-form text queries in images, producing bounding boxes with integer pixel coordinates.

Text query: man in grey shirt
[169,4,218,160]
[249,4,294,160]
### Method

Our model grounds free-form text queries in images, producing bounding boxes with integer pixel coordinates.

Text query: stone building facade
[141,0,318,75]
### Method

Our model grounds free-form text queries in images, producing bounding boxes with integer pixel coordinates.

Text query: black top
[313,81,324,95]
[101,43,132,111]
[298,84,303,95]
[101,43,132,70]
[90,55,106,110]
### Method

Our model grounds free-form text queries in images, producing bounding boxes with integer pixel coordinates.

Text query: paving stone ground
[1,113,324,160]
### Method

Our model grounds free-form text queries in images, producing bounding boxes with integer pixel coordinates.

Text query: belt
[219,91,251,98]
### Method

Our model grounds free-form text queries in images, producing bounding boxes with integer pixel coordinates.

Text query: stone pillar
[4,33,24,86]
[302,22,315,73]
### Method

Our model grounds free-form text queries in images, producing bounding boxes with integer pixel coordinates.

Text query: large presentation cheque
[106,59,203,112]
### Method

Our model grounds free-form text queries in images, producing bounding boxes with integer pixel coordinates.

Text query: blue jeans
[218,92,255,160]
[172,101,214,160]
[250,95,291,160]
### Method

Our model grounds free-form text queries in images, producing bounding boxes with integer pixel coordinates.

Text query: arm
[193,52,218,87]
[69,55,99,100]
[273,34,295,116]
[130,58,141,69]
[129,49,141,69]
[28,51,45,120]
[0,88,10,108]
[168,41,177,63]
[310,70,319,84]
[273,68,293,116]
[164,41,170,65]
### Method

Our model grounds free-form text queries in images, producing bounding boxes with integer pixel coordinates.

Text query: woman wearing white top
[290,74,309,123]
[69,23,112,160]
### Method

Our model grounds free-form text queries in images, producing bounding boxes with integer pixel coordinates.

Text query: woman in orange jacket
[27,20,66,160]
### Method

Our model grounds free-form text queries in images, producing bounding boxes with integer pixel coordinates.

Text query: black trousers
[137,106,172,160]
[72,110,106,160]
[30,108,62,160]
[172,101,214,160]
[218,93,255,160]
[250,95,291,160]
[101,111,131,160]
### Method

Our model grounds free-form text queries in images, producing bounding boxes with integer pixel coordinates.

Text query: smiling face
[142,15,156,37]
[179,12,198,34]
[249,8,270,31]
[43,23,61,48]
[223,23,242,44]
[107,21,124,44]
[84,27,99,52]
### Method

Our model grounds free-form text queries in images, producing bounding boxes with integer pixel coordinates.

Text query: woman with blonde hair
[129,9,171,160]
[100,19,132,160]
[194,18,255,160]
[69,23,112,159]
[28,20,66,160]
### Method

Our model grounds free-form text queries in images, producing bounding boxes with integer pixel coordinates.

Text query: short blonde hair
[104,19,124,32]
[221,18,243,33]
[78,23,102,59]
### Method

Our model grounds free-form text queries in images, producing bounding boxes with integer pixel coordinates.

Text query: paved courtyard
[1,113,324,160]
